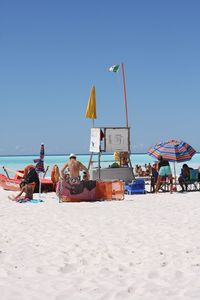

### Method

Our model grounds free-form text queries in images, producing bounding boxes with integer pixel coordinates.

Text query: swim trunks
[159,166,172,176]
[67,177,80,184]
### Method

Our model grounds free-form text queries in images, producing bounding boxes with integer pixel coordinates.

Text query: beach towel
[17,198,44,203]
[13,198,44,203]
[29,199,44,203]
[8,195,44,203]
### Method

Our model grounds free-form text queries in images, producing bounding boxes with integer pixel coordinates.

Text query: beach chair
[125,179,146,194]
[186,169,199,191]
[160,176,170,192]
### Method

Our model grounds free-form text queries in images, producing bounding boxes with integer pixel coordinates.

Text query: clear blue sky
[1,0,200,155]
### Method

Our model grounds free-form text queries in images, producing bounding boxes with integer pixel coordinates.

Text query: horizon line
[0,152,200,157]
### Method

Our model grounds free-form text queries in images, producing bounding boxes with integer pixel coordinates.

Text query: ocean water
[0,153,200,178]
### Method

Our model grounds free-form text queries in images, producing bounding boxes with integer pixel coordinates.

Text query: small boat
[0,169,54,192]
[0,174,22,191]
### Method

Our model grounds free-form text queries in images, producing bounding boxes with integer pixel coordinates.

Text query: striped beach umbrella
[34,143,45,173]
[147,140,196,162]
[148,140,196,189]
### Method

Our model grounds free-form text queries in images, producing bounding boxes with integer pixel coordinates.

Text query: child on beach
[8,182,34,202]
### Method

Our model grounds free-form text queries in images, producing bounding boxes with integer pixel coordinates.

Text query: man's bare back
[61,154,89,179]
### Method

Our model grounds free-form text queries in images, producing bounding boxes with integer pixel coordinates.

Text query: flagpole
[88,118,94,170]
[121,63,129,128]
[121,63,134,179]
[85,85,96,170]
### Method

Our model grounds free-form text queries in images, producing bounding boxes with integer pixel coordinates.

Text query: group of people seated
[135,163,151,177]
[10,153,90,202]
[147,156,199,193]
[9,153,200,201]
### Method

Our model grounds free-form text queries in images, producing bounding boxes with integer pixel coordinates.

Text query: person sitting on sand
[9,182,34,202]
[156,155,173,193]
[61,153,89,183]
[178,164,193,192]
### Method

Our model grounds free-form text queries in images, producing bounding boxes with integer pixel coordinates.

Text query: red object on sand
[0,169,54,192]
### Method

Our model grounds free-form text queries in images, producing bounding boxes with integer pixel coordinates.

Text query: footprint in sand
[99,267,111,276]
[127,286,135,294]
[174,270,184,279]
[114,288,135,300]
[36,267,43,274]
[59,263,76,273]
[118,265,128,273]
[148,271,159,279]
[161,261,167,267]
[79,258,88,266]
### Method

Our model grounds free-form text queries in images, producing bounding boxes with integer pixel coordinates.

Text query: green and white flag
[109,64,120,72]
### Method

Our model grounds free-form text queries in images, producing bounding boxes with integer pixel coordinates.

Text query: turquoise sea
[0,153,200,178]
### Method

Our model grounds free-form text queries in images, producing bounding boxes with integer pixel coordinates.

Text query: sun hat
[69,153,76,159]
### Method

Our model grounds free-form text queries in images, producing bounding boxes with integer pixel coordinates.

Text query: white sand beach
[0,189,200,300]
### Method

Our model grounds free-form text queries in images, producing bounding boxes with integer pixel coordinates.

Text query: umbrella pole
[43,165,49,178]
[39,172,42,199]
[173,162,177,191]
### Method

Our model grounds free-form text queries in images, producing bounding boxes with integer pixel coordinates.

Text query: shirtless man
[61,153,89,182]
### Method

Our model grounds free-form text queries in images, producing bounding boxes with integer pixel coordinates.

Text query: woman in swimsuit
[9,182,34,202]
[155,155,173,193]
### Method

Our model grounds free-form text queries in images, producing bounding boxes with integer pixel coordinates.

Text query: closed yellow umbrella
[86,85,97,169]
[85,85,97,119]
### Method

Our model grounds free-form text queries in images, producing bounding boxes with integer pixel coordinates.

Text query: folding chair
[186,169,199,191]
[125,179,146,194]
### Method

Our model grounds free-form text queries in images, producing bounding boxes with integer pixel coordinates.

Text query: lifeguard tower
[89,127,134,183]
